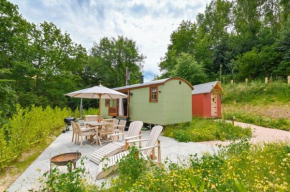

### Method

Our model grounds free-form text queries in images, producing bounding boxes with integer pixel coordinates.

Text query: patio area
[7,128,218,192]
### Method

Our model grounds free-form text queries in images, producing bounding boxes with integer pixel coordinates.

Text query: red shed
[192,81,223,118]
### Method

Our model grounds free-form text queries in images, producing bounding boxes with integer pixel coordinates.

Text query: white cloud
[11,0,210,82]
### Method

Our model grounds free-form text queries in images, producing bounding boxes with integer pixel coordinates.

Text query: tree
[275,17,290,77]
[171,53,207,85]
[89,36,145,88]
[0,0,88,108]
[236,46,281,80]
[0,69,17,126]
[159,21,197,77]
[27,22,88,107]
[160,0,290,82]
[0,0,31,120]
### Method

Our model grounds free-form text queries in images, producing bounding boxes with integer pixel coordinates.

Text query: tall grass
[224,111,290,131]
[223,80,290,104]
[0,105,98,173]
[163,118,252,142]
[0,105,71,172]
[222,80,290,130]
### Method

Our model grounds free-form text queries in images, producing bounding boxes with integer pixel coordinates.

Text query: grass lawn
[163,118,252,142]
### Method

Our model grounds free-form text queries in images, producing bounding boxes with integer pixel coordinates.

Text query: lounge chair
[89,121,143,165]
[96,125,163,180]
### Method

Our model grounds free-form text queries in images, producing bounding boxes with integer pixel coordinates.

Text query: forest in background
[159,0,290,84]
[1,0,290,125]
[0,0,144,125]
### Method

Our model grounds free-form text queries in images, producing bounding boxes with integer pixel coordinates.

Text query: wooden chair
[99,119,114,143]
[85,115,97,122]
[89,121,143,165]
[96,125,163,180]
[92,126,102,146]
[72,121,91,143]
[113,118,119,127]
[85,115,103,122]
[77,119,85,126]
[71,121,78,143]
[112,120,141,146]
[73,122,95,147]
[113,120,126,140]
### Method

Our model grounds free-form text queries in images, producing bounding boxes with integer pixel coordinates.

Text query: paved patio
[8,129,218,192]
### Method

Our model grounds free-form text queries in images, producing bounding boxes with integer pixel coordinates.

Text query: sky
[11,0,210,82]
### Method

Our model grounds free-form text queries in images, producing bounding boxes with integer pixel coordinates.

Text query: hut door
[211,94,217,117]
[108,99,118,116]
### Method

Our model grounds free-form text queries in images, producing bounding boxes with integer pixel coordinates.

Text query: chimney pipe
[140,75,144,84]
[125,67,129,86]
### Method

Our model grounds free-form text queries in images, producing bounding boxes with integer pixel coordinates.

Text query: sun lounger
[89,121,143,165]
[96,125,163,180]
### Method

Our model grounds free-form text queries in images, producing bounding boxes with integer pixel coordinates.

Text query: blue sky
[11,0,210,82]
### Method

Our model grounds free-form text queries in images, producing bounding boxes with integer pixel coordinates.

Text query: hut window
[149,86,158,102]
[105,99,110,107]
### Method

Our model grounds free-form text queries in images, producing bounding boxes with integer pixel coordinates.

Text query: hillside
[222,81,290,131]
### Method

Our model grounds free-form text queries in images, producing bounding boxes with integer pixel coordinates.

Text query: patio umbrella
[80,98,83,118]
[65,84,127,116]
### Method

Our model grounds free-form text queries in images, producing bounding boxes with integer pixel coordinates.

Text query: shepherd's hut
[192,81,223,118]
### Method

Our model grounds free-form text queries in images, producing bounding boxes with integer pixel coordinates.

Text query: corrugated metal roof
[192,81,219,95]
[114,78,169,91]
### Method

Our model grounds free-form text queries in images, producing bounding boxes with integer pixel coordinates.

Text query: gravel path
[200,121,290,146]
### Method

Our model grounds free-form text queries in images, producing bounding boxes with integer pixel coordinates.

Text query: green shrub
[173,129,191,142]
[0,105,100,173]
[39,158,98,192]
[163,118,251,142]
[106,146,149,191]
[72,107,99,119]
[0,105,71,172]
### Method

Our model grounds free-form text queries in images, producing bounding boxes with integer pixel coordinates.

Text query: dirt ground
[0,135,58,192]
[224,103,290,119]
[0,169,22,192]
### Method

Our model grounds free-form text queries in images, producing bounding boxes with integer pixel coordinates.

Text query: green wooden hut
[100,77,193,125]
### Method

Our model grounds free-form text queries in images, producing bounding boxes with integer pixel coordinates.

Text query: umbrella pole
[98,94,101,116]
[80,98,83,119]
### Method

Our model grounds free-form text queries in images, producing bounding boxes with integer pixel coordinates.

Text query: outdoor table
[85,121,103,127]
[85,120,118,144]
[85,120,118,129]
[85,121,103,144]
